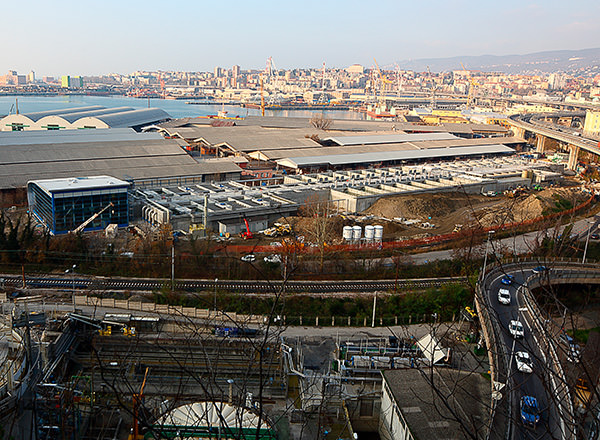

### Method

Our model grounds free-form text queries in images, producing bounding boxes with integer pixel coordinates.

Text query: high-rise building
[214,67,222,78]
[27,71,35,83]
[61,75,84,89]
[232,65,240,77]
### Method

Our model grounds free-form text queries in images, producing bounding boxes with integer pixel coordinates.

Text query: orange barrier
[223,195,595,256]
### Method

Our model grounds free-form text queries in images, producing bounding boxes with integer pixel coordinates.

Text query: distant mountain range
[396,47,600,75]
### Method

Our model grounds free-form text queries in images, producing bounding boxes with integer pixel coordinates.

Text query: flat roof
[29,176,130,194]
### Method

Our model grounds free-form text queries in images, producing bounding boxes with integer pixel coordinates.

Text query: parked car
[241,254,256,263]
[501,275,515,285]
[498,288,511,305]
[520,396,540,427]
[559,332,581,363]
[590,233,599,240]
[515,351,533,373]
[509,320,524,339]
[264,254,282,264]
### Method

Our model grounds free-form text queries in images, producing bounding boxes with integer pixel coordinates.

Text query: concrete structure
[379,368,489,440]
[27,176,129,235]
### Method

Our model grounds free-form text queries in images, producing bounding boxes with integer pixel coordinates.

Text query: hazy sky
[2,0,599,76]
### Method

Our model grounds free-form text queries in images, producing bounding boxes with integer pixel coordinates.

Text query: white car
[498,288,511,305]
[264,254,282,264]
[509,320,524,339]
[241,254,256,263]
[515,351,533,373]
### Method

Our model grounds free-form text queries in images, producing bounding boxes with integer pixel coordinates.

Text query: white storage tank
[365,225,375,241]
[342,226,353,241]
[352,225,362,241]
[374,225,384,241]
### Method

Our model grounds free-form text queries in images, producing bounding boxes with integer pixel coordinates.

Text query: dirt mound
[365,192,487,220]
[476,188,587,227]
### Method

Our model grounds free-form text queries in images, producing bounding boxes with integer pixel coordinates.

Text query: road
[405,215,599,264]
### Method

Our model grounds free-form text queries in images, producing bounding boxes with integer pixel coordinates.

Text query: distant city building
[61,75,83,89]
[0,70,26,86]
[214,66,222,78]
[548,73,566,90]
[346,64,364,74]
[583,110,600,137]
[27,71,35,83]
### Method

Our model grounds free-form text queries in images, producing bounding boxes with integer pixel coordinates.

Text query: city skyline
[2,0,600,76]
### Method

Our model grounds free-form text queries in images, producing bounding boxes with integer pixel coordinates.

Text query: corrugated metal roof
[89,108,171,128]
[56,107,135,123]
[276,145,514,168]
[323,132,458,146]
[0,129,241,188]
[19,106,105,122]
[0,128,162,146]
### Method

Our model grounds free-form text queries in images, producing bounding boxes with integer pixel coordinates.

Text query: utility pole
[371,292,377,328]
[171,245,175,292]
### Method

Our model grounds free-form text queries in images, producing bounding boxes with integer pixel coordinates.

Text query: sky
[1,0,599,77]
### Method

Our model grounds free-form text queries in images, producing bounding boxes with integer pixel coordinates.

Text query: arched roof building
[0,106,171,132]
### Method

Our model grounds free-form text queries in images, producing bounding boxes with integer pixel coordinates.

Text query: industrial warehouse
[0,105,573,238]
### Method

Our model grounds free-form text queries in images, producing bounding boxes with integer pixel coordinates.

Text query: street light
[371,292,377,328]
[227,379,234,404]
[582,219,595,264]
[65,264,76,310]
[482,230,496,275]
[214,278,218,312]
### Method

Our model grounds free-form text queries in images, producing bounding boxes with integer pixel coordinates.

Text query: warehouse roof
[276,144,514,169]
[322,132,458,146]
[0,128,162,146]
[72,108,171,129]
[0,129,241,189]
[250,136,525,161]
[14,106,105,122]
[48,106,135,124]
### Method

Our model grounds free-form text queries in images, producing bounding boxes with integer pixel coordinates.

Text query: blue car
[520,396,540,427]
[501,275,514,285]
[532,266,549,274]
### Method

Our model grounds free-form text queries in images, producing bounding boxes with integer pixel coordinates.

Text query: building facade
[27,176,129,235]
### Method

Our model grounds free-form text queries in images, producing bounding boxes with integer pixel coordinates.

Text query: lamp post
[371,292,377,328]
[227,379,234,404]
[582,220,595,264]
[214,278,218,313]
[482,230,495,276]
[65,264,76,310]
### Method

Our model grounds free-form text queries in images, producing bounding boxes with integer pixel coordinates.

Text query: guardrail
[479,260,600,440]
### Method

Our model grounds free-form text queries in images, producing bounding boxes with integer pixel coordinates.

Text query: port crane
[70,202,114,234]
[426,66,439,110]
[373,58,393,106]
[460,62,480,109]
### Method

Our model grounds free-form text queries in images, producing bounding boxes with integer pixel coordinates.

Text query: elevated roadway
[508,113,600,169]
[477,260,600,440]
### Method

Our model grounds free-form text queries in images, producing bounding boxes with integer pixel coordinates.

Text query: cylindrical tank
[352,225,362,241]
[374,225,384,241]
[342,226,353,241]
[365,225,375,241]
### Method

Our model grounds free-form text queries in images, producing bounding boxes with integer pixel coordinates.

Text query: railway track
[1,275,466,293]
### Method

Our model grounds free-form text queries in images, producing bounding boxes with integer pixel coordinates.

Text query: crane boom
[71,202,114,234]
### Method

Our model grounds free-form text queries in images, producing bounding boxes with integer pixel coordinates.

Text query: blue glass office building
[27,176,129,235]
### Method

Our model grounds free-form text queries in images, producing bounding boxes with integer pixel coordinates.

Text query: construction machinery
[263,222,292,238]
[70,202,114,234]
[241,218,253,240]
